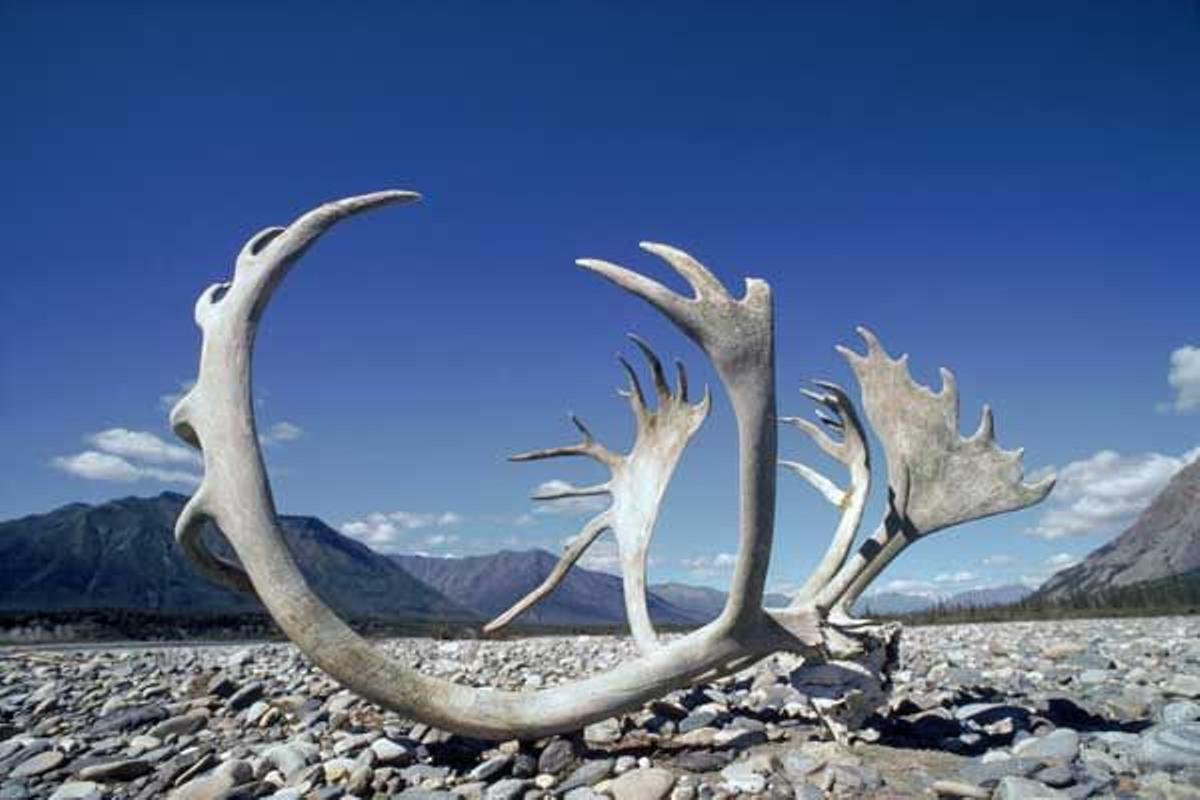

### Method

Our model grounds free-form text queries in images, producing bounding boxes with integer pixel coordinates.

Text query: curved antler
[778,380,871,609]
[578,243,777,631]
[170,193,825,740]
[486,337,710,652]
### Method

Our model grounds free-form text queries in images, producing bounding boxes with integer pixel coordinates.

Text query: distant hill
[394,550,701,628]
[1038,457,1200,600]
[856,584,1033,616]
[650,582,792,620]
[0,493,469,621]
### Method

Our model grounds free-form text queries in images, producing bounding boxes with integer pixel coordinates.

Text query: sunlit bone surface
[170,191,1054,741]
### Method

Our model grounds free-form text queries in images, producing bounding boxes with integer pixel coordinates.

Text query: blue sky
[1,2,1197,597]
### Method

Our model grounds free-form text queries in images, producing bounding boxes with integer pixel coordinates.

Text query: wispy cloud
[88,428,199,465]
[981,554,1017,567]
[340,509,464,553]
[52,451,199,485]
[1026,446,1200,539]
[260,421,304,445]
[529,480,609,516]
[681,552,737,578]
[934,570,976,584]
[1162,345,1200,414]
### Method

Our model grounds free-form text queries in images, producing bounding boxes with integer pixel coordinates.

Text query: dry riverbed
[1,617,1199,799]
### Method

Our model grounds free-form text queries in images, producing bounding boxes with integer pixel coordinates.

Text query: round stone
[11,749,65,778]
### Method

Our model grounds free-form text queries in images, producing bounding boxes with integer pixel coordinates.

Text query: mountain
[1038,457,1200,600]
[649,582,792,621]
[856,584,1034,616]
[394,550,701,628]
[0,493,468,621]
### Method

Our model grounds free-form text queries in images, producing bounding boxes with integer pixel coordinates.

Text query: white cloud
[682,552,737,578]
[1165,345,1200,413]
[1045,552,1079,569]
[89,428,199,465]
[261,421,304,444]
[874,578,942,599]
[981,554,1017,567]
[530,480,609,516]
[340,509,463,553]
[1027,446,1200,539]
[52,451,199,485]
[934,570,976,584]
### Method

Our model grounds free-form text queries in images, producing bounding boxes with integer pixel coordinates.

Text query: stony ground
[2,617,1200,799]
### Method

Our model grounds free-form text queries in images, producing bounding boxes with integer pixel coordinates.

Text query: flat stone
[1139,722,1200,772]
[537,737,574,774]
[558,758,615,792]
[1163,701,1200,725]
[484,778,532,800]
[91,705,167,734]
[930,779,990,798]
[168,759,253,800]
[468,754,512,781]
[1013,729,1079,763]
[1166,675,1200,699]
[370,737,413,766]
[609,767,676,800]
[48,783,101,800]
[226,681,264,711]
[994,776,1069,799]
[77,758,152,782]
[584,718,621,745]
[149,710,208,739]
[11,749,65,778]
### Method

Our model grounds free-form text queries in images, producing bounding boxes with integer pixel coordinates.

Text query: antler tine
[638,241,729,300]
[616,354,648,419]
[484,512,612,634]
[628,333,671,402]
[509,414,620,468]
[531,482,611,501]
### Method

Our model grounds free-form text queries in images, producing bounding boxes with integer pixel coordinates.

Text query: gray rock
[47,783,101,800]
[370,737,413,766]
[168,759,253,800]
[609,767,676,800]
[1013,729,1079,763]
[10,749,64,778]
[149,710,208,739]
[77,758,152,782]
[583,718,621,745]
[226,681,264,711]
[1139,722,1200,772]
[558,758,615,792]
[468,754,512,781]
[995,776,1069,799]
[537,738,574,774]
[1163,701,1200,724]
[484,778,532,800]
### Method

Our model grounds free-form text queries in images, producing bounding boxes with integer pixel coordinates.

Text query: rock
[1166,675,1200,699]
[1139,722,1200,772]
[91,704,167,734]
[370,737,413,766]
[168,759,253,800]
[77,758,152,781]
[205,672,236,698]
[1013,729,1079,763]
[226,681,264,711]
[264,743,309,779]
[537,738,574,774]
[149,709,208,739]
[1163,701,1200,725]
[47,783,101,800]
[469,754,512,781]
[558,758,615,792]
[994,776,1069,799]
[609,767,676,800]
[584,718,621,745]
[930,779,990,798]
[484,778,532,800]
[10,749,65,778]
[719,759,772,794]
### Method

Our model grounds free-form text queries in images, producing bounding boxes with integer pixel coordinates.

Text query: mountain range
[0,493,466,621]
[1037,456,1200,600]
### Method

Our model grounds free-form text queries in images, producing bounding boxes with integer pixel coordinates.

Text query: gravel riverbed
[2,616,1199,799]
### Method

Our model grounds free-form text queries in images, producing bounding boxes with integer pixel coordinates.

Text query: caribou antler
[485,337,710,653]
[169,191,1051,742]
[813,328,1056,619]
